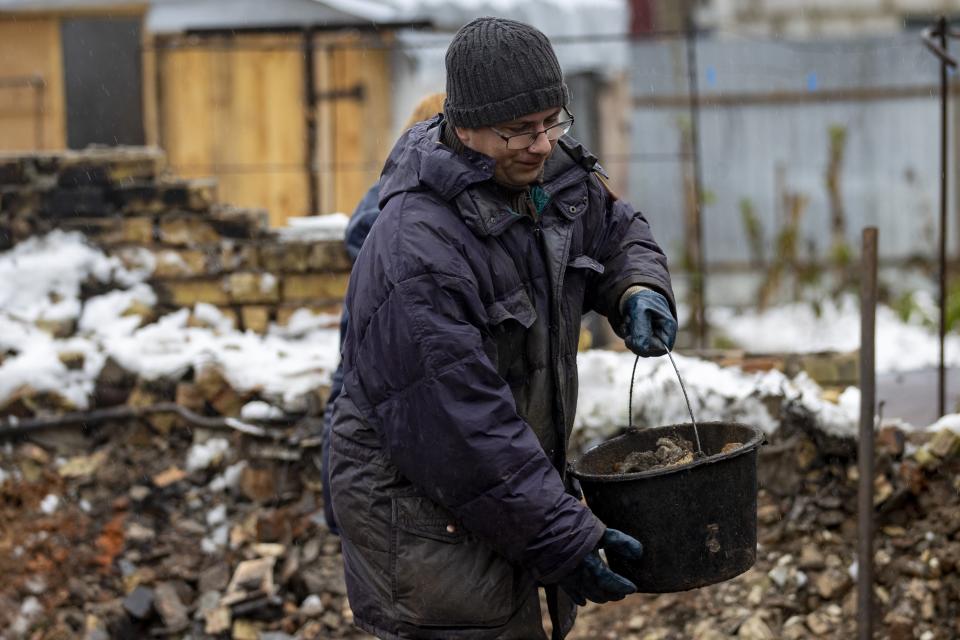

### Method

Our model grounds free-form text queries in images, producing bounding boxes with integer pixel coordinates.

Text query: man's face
[455,107,562,188]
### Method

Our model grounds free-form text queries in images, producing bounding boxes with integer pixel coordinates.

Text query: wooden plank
[0,17,66,151]
[311,32,392,215]
[225,34,307,227]
[158,38,216,176]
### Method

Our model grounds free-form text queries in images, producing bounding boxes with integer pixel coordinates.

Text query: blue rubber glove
[558,528,643,606]
[623,290,678,357]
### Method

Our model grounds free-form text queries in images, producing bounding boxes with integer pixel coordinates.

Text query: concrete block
[122,217,156,244]
[260,243,311,273]
[227,272,279,304]
[196,364,246,417]
[219,242,260,272]
[158,215,220,247]
[0,158,29,185]
[241,306,271,333]
[281,273,350,303]
[307,241,352,271]
[0,188,40,215]
[175,382,206,413]
[57,217,125,243]
[152,249,208,278]
[157,278,230,307]
[928,428,960,461]
[209,205,268,239]
[42,187,112,217]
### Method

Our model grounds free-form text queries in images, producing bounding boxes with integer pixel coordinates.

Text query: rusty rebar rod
[938,17,949,419]
[684,10,708,349]
[0,402,283,440]
[922,16,958,419]
[858,227,878,640]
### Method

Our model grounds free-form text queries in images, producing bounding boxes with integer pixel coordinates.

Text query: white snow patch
[105,308,340,411]
[241,401,285,421]
[192,303,235,334]
[201,523,229,554]
[12,596,43,636]
[0,323,104,410]
[276,213,350,242]
[269,308,341,338]
[79,284,156,338]
[260,273,277,295]
[39,493,59,514]
[210,461,247,493]
[0,231,145,325]
[186,437,230,472]
[713,295,960,373]
[206,504,227,527]
[926,413,960,434]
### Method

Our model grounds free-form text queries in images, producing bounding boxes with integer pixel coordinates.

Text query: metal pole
[684,8,707,349]
[939,16,949,419]
[858,227,878,640]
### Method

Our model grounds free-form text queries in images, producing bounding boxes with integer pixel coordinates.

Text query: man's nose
[528,130,552,154]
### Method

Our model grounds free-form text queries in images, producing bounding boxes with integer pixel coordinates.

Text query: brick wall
[0,147,351,333]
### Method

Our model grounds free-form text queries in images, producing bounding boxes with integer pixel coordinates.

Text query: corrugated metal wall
[627,32,952,266]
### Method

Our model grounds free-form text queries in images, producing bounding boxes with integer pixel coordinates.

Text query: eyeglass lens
[506,117,573,149]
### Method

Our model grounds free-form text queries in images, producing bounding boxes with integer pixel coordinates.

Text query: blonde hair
[403,92,446,130]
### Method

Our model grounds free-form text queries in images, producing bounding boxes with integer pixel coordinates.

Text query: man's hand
[558,528,644,606]
[623,290,677,357]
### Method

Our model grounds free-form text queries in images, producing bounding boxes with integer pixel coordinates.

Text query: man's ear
[454,126,472,145]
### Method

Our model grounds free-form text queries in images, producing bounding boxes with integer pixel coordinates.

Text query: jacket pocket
[391,496,519,628]
[485,287,536,386]
[485,286,537,328]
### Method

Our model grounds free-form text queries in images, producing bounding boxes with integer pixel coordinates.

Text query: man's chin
[506,164,544,185]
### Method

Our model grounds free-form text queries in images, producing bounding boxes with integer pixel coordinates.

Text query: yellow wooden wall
[156,31,394,226]
[157,33,309,227]
[0,16,66,151]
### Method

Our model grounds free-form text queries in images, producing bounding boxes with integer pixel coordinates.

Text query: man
[329,16,677,640]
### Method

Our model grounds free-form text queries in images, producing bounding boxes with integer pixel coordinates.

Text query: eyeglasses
[489,108,575,150]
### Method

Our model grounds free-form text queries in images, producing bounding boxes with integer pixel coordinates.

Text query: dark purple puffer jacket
[329,115,674,639]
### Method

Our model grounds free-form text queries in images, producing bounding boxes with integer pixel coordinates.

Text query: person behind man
[320,92,446,536]
[329,17,677,639]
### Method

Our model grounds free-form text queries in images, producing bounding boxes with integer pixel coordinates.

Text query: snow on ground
[712,294,960,374]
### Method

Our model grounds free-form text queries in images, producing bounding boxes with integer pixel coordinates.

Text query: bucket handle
[628,339,704,456]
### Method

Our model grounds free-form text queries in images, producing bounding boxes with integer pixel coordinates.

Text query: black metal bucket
[570,421,764,593]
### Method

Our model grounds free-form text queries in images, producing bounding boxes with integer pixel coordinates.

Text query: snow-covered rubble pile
[0,230,947,443]
[0,231,340,414]
[574,349,861,445]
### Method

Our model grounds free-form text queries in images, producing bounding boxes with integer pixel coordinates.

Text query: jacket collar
[379,114,604,238]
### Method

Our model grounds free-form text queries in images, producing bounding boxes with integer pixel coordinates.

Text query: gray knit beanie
[444,17,568,128]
